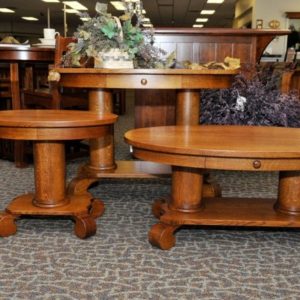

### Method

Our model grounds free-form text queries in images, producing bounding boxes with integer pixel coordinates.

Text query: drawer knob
[253,160,261,169]
[141,78,148,85]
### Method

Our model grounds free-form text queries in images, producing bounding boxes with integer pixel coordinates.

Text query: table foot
[148,222,180,250]
[3,194,104,238]
[89,198,105,218]
[74,214,97,239]
[0,212,17,237]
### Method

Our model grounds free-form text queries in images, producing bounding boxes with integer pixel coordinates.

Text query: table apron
[132,148,300,171]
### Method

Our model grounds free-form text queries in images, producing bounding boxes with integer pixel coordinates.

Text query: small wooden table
[51,68,238,196]
[0,46,54,167]
[125,125,300,250]
[0,110,117,238]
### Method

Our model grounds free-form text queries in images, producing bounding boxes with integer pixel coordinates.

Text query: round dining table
[50,68,239,195]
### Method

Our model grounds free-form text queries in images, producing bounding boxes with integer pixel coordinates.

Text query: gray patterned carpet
[1,96,300,299]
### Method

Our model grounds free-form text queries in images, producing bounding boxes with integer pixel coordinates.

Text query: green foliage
[62,1,175,69]
[101,19,118,39]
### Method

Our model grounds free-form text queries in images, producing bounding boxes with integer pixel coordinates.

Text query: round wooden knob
[141,78,148,85]
[253,160,261,169]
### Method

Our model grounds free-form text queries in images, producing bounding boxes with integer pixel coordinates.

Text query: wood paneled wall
[135,28,289,128]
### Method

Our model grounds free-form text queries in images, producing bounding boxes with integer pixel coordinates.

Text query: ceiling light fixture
[207,0,224,3]
[200,10,215,15]
[22,16,39,21]
[0,8,15,13]
[42,0,60,2]
[63,1,87,10]
[196,18,208,22]
[110,1,126,10]
[142,24,153,27]
[193,24,204,28]
[62,8,79,13]
[80,17,91,21]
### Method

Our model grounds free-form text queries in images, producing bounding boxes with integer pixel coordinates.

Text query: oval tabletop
[124,125,300,159]
[0,110,118,127]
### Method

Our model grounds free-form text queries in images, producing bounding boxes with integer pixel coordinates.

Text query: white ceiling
[0,0,237,30]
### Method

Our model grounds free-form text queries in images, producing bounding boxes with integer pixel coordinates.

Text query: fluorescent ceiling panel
[0,8,15,13]
[62,8,79,13]
[42,0,60,2]
[110,1,126,10]
[80,17,91,21]
[193,24,204,28]
[200,10,215,15]
[22,16,39,21]
[63,1,88,10]
[207,0,224,3]
[196,18,208,22]
[142,24,153,27]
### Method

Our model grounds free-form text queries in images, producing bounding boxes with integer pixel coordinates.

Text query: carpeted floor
[1,96,300,299]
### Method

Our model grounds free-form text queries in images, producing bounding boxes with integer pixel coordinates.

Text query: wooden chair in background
[281,68,300,95]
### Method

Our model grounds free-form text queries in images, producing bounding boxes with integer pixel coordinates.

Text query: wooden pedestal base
[149,197,300,250]
[124,126,300,250]
[0,110,117,239]
[0,193,104,239]
[68,160,221,198]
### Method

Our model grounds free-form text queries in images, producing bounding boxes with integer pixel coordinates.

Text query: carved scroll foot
[73,214,97,239]
[0,212,17,237]
[89,199,105,219]
[148,222,180,250]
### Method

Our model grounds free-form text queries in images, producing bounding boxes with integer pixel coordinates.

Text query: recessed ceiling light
[0,8,15,13]
[62,8,79,13]
[142,24,153,27]
[42,0,60,2]
[22,16,39,21]
[207,0,224,3]
[110,1,126,10]
[196,18,208,22]
[200,10,215,15]
[63,1,87,10]
[193,24,204,28]
[80,17,91,21]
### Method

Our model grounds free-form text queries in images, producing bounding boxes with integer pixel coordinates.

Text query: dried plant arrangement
[62,2,175,69]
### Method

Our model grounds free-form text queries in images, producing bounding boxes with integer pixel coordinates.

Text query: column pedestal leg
[275,171,300,215]
[176,90,221,198]
[1,141,104,239]
[149,166,204,250]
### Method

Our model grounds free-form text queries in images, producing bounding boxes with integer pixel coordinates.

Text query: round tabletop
[125,125,300,159]
[0,110,118,127]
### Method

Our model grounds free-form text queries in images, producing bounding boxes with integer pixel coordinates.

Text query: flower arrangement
[62,1,175,69]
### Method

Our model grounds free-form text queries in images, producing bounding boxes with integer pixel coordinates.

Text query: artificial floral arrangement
[62,1,175,69]
[200,63,300,127]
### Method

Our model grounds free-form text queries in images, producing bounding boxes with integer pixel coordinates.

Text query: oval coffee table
[125,125,300,250]
[0,110,117,238]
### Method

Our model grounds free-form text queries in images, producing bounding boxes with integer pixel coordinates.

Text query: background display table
[51,68,238,196]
